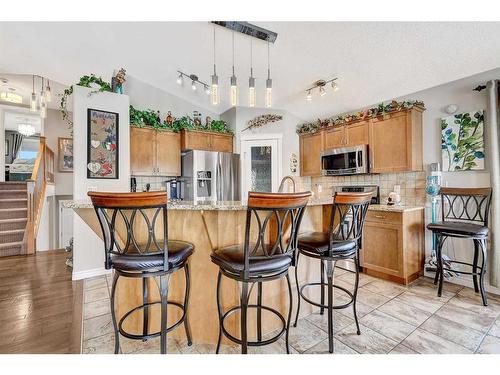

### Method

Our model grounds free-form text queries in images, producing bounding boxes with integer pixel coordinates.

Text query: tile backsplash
[297,171,427,206]
[132,176,169,192]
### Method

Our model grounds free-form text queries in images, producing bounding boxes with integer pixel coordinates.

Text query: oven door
[321,145,367,175]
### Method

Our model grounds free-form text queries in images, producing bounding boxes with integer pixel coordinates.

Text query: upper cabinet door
[345,121,369,146]
[181,129,211,151]
[210,133,233,153]
[300,132,324,176]
[324,127,345,149]
[369,112,410,173]
[156,131,181,176]
[130,127,156,176]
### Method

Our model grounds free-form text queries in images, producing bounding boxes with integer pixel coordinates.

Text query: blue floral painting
[441,110,485,171]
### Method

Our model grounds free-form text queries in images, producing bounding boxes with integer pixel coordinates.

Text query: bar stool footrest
[299,282,354,310]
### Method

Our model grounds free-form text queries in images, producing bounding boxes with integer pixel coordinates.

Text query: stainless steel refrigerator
[180,150,240,201]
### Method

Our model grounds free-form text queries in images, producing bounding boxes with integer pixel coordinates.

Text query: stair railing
[24,137,54,254]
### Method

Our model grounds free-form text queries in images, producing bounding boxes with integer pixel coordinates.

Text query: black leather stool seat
[427,221,488,237]
[211,244,292,275]
[297,232,357,255]
[111,240,194,271]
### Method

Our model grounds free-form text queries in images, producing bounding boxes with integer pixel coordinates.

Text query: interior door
[241,138,280,201]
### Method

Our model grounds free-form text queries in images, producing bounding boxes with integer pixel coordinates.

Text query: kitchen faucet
[278,176,296,193]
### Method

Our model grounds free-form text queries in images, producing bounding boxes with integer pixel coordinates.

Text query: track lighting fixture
[304,78,339,101]
[176,74,183,85]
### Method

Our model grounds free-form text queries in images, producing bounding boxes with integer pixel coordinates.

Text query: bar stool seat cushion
[297,232,357,255]
[427,221,488,237]
[211,244,292,274]
[111,240,194,271]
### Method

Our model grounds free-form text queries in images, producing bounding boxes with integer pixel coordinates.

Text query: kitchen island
[66,198,425,345]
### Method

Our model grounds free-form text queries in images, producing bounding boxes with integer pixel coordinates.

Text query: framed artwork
[441,110,485,171]
[58,137,73,172]
[87,108,119,179]
[4,139,9,156]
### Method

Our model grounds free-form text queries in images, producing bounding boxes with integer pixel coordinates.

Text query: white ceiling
[1,22,500,121]
[2,107,42,133]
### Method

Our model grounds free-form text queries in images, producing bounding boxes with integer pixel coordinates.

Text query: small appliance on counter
[332,185,380,204]
[130,177,137,192]
[165,177,183,200]
[387,185,402,205]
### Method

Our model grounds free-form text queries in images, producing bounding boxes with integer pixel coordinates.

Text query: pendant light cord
[250,38,253,76]
[213,25,216,75]
[232,31,235,75]
[267,39,270,79]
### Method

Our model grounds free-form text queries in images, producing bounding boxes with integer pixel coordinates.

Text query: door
[211,133,233,153]
[324,127,345,149]
[346,121,369,146]
[156,131,181,176]
[241,137,281,201]
[300,132,324,176]
[130,127,156,175]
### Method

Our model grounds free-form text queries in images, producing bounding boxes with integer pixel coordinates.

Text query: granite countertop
[63,198,424,212]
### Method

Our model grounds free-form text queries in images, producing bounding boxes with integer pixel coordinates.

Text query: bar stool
[210,191,311,354]
[427,187,492,306]
[294,191,372,353]
[89,191,194,354]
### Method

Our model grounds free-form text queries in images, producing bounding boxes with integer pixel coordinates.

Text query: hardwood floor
[0,250,83,354]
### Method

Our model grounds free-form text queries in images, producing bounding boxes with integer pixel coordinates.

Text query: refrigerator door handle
[216,153,222,201]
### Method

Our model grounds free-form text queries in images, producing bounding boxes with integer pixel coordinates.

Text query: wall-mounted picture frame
[87,108,119,179]
[58,137,73,172]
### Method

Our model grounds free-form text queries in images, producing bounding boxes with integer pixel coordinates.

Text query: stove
[333,185,380,204]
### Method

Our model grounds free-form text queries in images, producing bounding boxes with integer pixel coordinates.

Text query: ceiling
[2,106,42,133]
[1,22,500,122]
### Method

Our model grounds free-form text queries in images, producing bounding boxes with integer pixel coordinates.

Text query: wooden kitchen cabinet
[130,127,181,176]
[369,108,423,173]
[324,127,345,149]
[299,131,324,176]
[360,208,425,285]
[324,121,369,150]
[181,129,233,152]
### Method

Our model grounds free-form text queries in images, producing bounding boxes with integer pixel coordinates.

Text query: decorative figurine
[193,111,202,127]
[205,116,212,128]
[111,68,126,94]
[165,111,174,126]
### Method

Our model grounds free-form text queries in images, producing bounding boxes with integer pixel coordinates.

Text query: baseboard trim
[72,267,111,281]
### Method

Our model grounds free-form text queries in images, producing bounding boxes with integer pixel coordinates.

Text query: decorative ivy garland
[60,74,112,128]
[242,114,283,132]
[296,100,425,134]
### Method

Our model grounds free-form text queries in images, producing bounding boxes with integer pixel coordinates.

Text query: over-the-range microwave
[320,144,369,176]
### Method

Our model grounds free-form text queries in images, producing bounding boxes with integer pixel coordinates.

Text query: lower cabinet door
[361,221,403,278]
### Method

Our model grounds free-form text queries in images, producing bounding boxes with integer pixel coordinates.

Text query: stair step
[0,182,28,191]
[0,198,27,209]
[0,229,24,243]
[0,241,23,257]
[0,208,27,220]
[0,190,27,198]
[0,218,27,231]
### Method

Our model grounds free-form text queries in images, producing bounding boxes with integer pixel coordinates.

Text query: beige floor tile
[389,343,418,354]
[401,328,472,354]
[289,318,328,353]
[84,286,109,304]
[410,276,463,294]
[335,294,374,319]
[82,332,115,354]
[83,314,114,341]
[407,281,456,301]
[419,314,486,352]
[84,299,111,320]
[360,310,417,342]
[488,319,500,338]
[378,299,432,326]
[85,276,108,291]
[459,286,500,304]
[337,272,376,287]
[476,335,500,354]
[362,280,406,299]
[304,338,358,354]
[448,293,500,316]
[435,303,497,333]
[394,291,445,314]
[335,323,398,354]
[305,311,354,333]
[356,288,391,309]
[123,336,181,354]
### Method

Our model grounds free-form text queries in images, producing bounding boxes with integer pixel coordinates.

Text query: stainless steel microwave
[320,145,368,176]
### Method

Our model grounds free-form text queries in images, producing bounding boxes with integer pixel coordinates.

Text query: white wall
[36,184,56,251]
[125,75,219,122]
[43,108,73,195]
[72,86,130,279]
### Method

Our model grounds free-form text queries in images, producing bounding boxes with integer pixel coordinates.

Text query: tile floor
[81,269,500,354]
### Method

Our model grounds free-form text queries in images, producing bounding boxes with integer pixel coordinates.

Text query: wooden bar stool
[427,187,492,306]
[294,191,372,353]
[210,191,311,354]
[89,192,194,354]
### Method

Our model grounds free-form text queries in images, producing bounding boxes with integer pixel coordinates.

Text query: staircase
[0,182,28,257]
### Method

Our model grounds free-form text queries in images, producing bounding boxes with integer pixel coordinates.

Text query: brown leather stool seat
[211,244,292,275]
[426,221,488,237]
[111,240,194,271]
[297,232,357,256]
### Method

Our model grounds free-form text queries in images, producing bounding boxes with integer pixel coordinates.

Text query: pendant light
[230,31,238,106]
[45,79,52,103]
[30,75,37,112]
[211,25,219,106]
[248,38,256,107]
[265,39,272,108]
[39,77,47,119]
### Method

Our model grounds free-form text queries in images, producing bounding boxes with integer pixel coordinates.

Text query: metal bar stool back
[427,187,492,305]
[210,191,311,354]
[89,192,194,353]
[294,191,372,353]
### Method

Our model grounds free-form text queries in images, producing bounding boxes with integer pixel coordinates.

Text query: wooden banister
[23,137,54,254]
